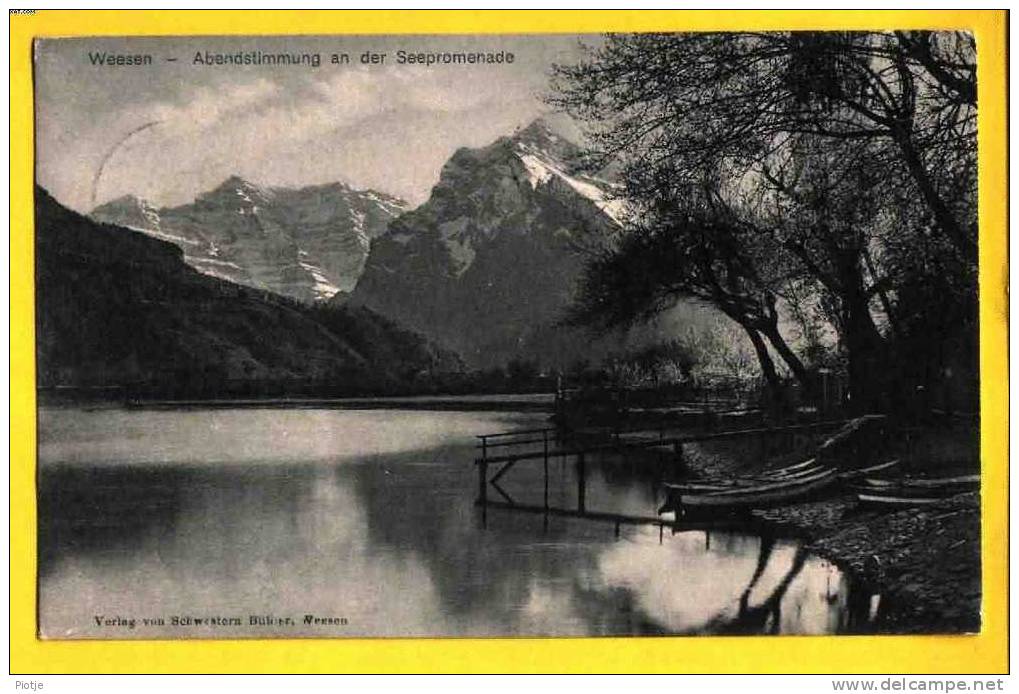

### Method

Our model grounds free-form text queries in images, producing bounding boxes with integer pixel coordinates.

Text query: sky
[34,35,591,212]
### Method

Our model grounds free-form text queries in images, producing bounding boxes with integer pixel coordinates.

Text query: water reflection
[38,407,873,639]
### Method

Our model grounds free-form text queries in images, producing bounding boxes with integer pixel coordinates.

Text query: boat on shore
[855,493,950,508]
[852,474,979,508]
[855,474,979,489]
[663,458,824,493]
[661,467,839,514]
[660,458,902,513]
[839,458,902,480]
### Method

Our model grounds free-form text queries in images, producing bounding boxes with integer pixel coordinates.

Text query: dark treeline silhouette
[551,31,977,415]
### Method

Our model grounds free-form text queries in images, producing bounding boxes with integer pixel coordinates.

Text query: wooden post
[542,430,550,510]
[672,441,685,477]
[478,460,488,506]
[577,452,586,513]
[543,461,549,509]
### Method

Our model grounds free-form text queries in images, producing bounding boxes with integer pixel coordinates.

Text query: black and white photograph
[34,31,980,640]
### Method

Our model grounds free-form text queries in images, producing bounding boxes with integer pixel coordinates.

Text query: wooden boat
[666,468,838,513]
[658,458,902,514]
[663,467,822,495]
[861,474,978,489]
[663,458,821,491]
[853,474,979,507]
[675,458,889,500]
[838,458,901,480]
[759,458,818,478]
[852,474,978,494]
[663,481,735,494]
[856,493,946,507]
[763,463,827,481]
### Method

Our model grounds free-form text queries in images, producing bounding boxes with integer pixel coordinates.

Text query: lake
[37,406,876,638]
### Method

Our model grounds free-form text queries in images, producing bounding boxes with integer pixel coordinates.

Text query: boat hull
[673,470,838,512]
[856,493,948,507]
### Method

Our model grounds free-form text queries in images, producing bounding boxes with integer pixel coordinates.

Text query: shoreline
[679,435,981,634]
[770,494,980,634]
[39,393,558,413]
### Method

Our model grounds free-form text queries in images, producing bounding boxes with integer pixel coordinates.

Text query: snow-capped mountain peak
[510,118,577,159]
[200,175,275,211]
[348,119,625,368]
[91,178,408,302]
[92,194,162,231]
[508,119,626,225]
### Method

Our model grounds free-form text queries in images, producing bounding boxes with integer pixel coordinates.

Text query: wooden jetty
[473,419,850,518]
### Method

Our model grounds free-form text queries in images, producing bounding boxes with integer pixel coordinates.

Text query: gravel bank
[680,433,981,634]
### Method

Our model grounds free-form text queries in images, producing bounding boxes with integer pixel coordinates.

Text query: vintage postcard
[15,9,1007,672]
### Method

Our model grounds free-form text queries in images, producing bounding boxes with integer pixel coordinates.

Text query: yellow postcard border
[9,9,1008,674]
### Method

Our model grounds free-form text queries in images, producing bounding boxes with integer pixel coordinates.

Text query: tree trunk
[759,320,813,396]
[740,322,784,403]
[840,267,890,414]
[862,246,900,340]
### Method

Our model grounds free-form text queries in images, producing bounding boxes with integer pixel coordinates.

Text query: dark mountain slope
[347,119,626,369]
[35,187,461,398]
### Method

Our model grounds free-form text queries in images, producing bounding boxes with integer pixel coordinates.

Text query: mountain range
[67,118,706,383]
[37,187,461,397]
[91,177,407,303]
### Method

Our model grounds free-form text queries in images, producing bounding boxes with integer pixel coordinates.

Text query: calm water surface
[38,407,874,638]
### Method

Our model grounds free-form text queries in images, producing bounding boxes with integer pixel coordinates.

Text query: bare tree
[566,193,809,402]
[552,31,977,412]
[551,32,975,259]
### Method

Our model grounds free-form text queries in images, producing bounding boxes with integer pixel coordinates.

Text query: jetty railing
[474,419,850,512]
[476,427,558,458]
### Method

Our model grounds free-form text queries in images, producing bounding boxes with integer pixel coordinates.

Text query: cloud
[81,66,518,207]
[117,67,500,158]
[36,34,583,211]
[143,78,281,133]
